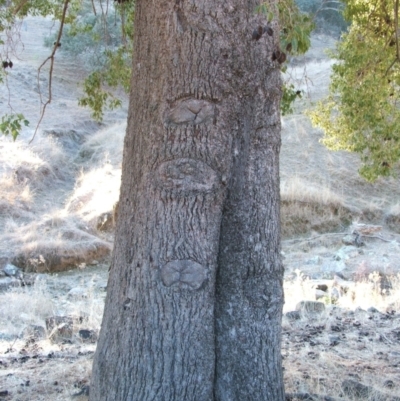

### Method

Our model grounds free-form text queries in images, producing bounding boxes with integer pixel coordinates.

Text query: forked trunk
[90,0,284,400]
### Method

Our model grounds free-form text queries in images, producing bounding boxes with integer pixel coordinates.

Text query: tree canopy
[309,0,400,180]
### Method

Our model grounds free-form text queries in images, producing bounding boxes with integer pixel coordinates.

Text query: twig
[29,0,70,144]
[395,0,399,61]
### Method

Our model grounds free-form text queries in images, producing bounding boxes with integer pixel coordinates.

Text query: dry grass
[283,270,400,401]
[1,265,399,400]
[0,123,126,271]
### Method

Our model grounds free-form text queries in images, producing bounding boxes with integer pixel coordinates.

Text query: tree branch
[30,0,70,144]
[395,0,399,60]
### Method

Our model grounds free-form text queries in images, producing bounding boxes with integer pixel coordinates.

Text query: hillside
[0,17,399,401]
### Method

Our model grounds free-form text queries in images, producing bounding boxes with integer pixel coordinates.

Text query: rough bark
[90,0,284,400]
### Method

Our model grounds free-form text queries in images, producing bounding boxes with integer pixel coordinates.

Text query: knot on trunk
[161,259,207,290]
[164,99,215,126]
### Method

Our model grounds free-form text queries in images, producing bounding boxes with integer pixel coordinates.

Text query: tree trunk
[90,0,284,400]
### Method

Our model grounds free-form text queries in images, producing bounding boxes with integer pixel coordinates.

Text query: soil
[0,17,399,401]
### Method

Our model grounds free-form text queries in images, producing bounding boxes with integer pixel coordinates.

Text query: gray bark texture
[89,0,284,399]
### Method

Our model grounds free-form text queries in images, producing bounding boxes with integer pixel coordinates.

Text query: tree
[89,0,285,400]
[309,0,400,181]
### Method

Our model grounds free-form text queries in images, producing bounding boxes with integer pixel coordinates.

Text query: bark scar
[161,259,207,290]
[164,99,215,126]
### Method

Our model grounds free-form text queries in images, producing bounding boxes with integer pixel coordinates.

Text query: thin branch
[395,0,399,60]
[385,57,398,75]
[90,0,97,16]
[29,0,70,144]
[11,0,30,16]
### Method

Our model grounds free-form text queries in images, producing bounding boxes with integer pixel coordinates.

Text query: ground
[0,17,399,401]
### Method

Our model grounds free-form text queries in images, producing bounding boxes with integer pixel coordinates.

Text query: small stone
[342,234,356,246]
[330,324,341,332]
[78,329,97,342]
[296,301,325,315]
[3,263,22,278]
[329,335,340,346]
[334,246,358,261]
[68,287,87,298]
[72,385,90,397]
[383,379,395,389]
[22,325,47,341]
[315,283,328,292]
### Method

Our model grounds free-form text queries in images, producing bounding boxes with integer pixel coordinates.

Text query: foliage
[43,1,134,121]
[296,0,348,34]
[257,0,315,115]
[257,0,315,56]
[282,84,303,115]
[309,0,400,180]
[78,47,130,121]
[0,113,29,140]
[77,2,134,121]
[0,0,134,137]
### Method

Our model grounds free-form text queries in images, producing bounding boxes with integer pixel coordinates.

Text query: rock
[306,256,321,265]
[45,316,74,341]
[342,379,400,401]
[72,385,90,397]
[342,234,364,247]
[296,301,325,315]
[320,260,346,275]
[0,276,21,291]
[0,332,18,341]
[328,335,340,346]
[386,213,400,234]
[285,311,301,320]
[342,379,370,398]
[315,289,328,300]
[334,246,358,261]
[78,329,97,342]
[342,234,355,246]
[3,263,22,278]
[330,287,341,302]
[315,283,329,292]
[22,325,47,341]
[68,287,87,299]
[384,380,395,389]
